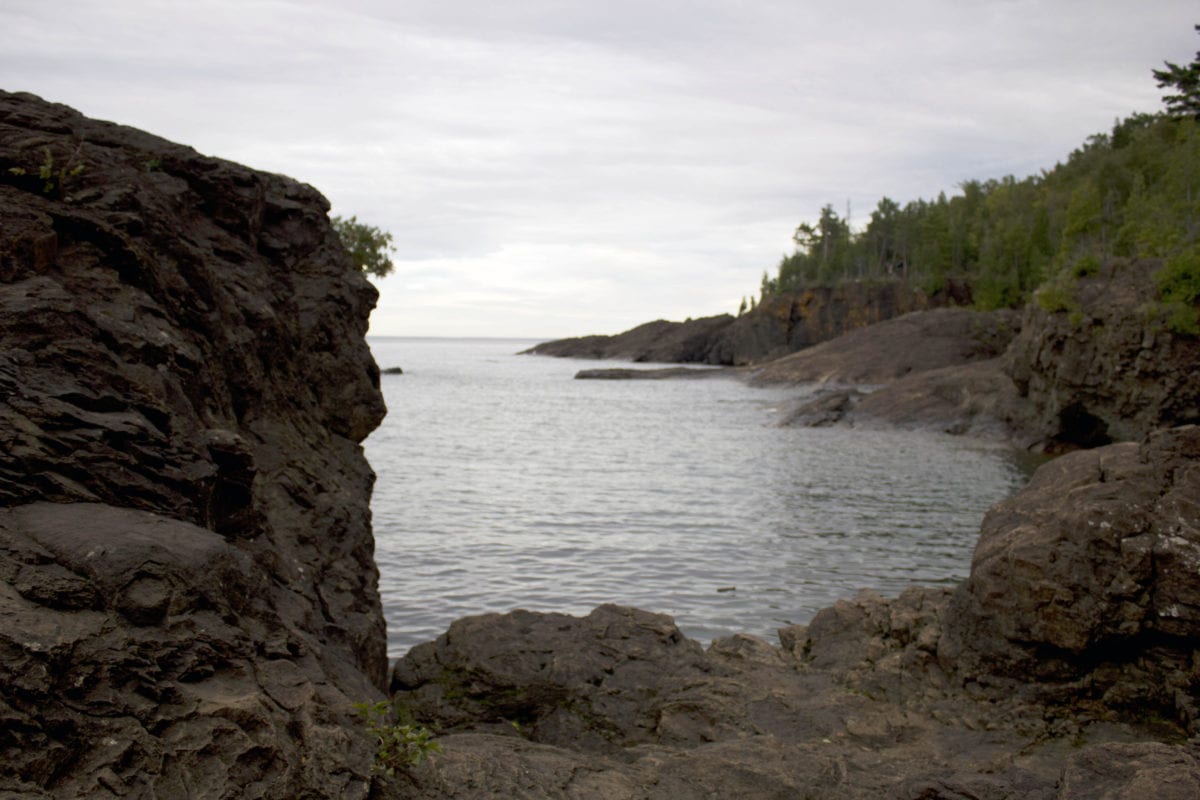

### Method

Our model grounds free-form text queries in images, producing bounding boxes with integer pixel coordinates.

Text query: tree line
[758,25,1200,331]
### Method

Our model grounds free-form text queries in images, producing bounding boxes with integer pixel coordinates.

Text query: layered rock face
[0,92,386,797]
[748,307,1020,385]
[710,281,940,365]
[796,261,1200,450]
[385,430,1200,798]
[1003,261,1200,447]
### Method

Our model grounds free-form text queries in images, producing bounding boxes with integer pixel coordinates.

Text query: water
[366,336,1032,657]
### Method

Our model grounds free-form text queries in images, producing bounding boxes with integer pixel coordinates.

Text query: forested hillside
[760,27,1200,333]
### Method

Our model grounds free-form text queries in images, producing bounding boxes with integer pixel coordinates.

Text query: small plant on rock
[354,699,441,776]
[7,143,86,198]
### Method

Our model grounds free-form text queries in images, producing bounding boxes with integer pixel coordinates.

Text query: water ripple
[366,337,1032,657]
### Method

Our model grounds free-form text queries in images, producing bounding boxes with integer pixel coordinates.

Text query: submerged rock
[0,91,386,797]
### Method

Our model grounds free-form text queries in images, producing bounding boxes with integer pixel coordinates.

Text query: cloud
[3,0,1198,336]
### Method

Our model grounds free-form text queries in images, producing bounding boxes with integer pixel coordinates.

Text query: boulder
[940,426,1200,727]
[0,91,386,797]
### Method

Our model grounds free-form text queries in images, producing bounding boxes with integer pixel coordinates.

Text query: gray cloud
[3,0,1197,337]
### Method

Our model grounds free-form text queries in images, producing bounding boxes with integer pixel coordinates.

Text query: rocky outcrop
[940,426,1200,710]
[786,262,1199,451]
[709,281,945,365]
[524,281,948,366]
[1002,261,1200,447]
[521,315,735,363]
[0,91,386,797]
[382,429,1200,798]
[749,307,1019,386]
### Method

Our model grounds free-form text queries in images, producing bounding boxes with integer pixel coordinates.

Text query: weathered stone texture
[0,91,386,798]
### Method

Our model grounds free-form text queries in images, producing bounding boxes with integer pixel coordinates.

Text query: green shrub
[1034,274,1079,314]
[1071,254,1102,277]
[354,700,441,776]
[1156,246,1200,334]
[332,215,395,278]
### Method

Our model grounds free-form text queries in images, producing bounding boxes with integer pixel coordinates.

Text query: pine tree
[1154,24,1200,119]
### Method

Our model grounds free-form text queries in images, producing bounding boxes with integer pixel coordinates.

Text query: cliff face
[710,281,938,365]
[523,281,941,366]
[818,261,1200,450]
[0,92,386,797]
[1003,261,1200,447]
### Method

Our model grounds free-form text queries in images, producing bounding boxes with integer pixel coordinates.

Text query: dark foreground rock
[382,428,1200,799]
[1,92,386,797]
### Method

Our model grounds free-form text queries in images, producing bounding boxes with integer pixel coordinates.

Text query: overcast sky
[4,2,1197,338]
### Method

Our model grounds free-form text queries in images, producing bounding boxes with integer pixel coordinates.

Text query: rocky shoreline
[535,261,1200,455]
[3,92,1200,798]
[377,426,1200,798]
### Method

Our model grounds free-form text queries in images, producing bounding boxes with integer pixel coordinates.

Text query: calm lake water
[365,336,1032,657]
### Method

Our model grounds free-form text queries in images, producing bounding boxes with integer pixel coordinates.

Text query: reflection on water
[366,337,1034,657]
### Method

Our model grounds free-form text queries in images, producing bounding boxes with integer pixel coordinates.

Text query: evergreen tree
[1154,25,1200,119]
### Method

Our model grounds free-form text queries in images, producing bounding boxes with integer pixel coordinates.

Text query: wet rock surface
[383,432,1200,798]
[0,91,386,797]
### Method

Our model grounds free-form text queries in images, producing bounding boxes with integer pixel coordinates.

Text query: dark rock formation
[521,315,734,363]
[1002,261,1200,447]
[709,281,945,365]
[524,281,949,366]
[383,432,1200,798]
[940,426,1200,717]
[382,366,404,375]
[779,387,867,427]
[790,262,1199,451]
[1,91,386,797]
